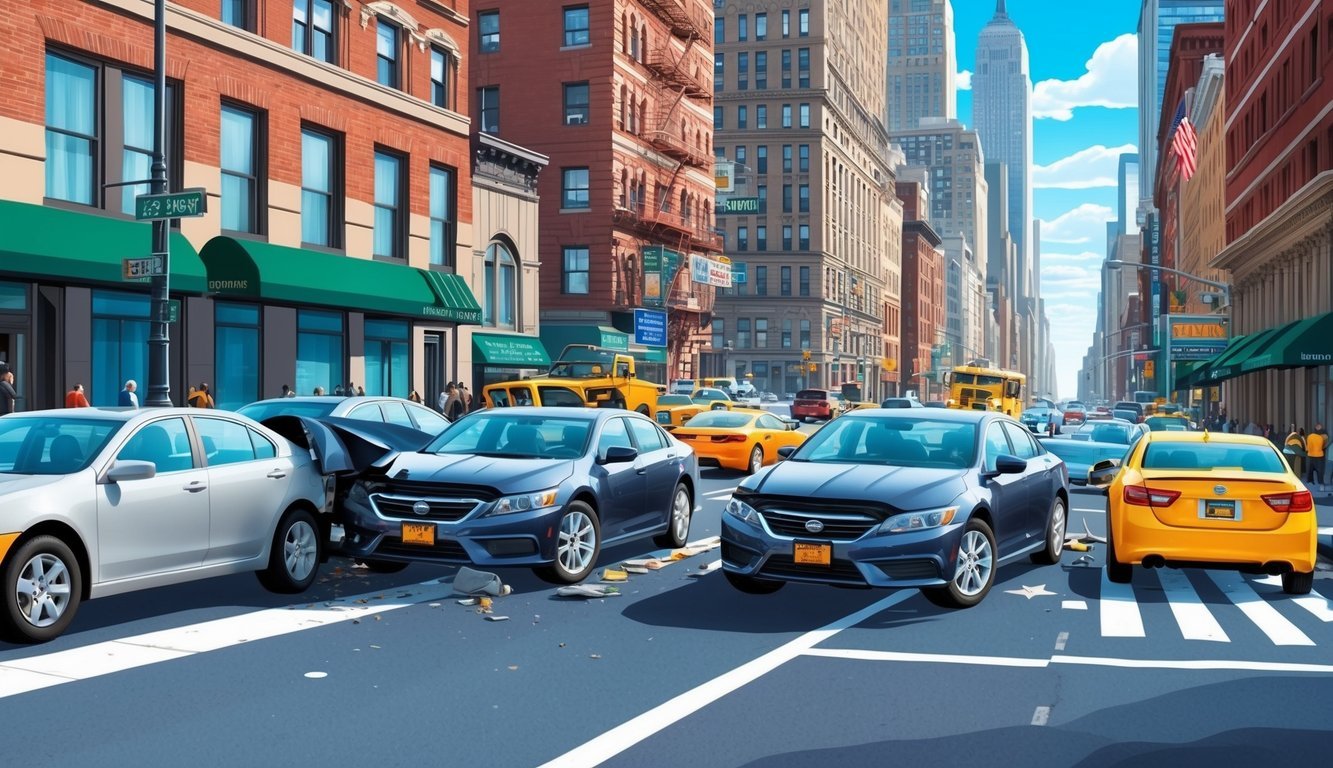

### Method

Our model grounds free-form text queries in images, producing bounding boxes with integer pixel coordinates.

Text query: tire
[1105,523,1132,584]
[536,501,601,584]
[746,445,764,475]
[1029,496,1066,565]
[256,508,321,594]
[922,517,996,609]
[1282,570,1314,595]
[653,483,693,548]
[1,535,83,644]
[358,559,409,574]
[724,569,786,594]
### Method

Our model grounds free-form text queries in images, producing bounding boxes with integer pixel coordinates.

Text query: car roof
[468,406,629,422]
[6,407,141,422]
[1143,431,1271,446]
[839,407,999,424]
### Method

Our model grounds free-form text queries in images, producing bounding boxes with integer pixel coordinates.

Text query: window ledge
[560,43,592,52]
[559,207,591,214]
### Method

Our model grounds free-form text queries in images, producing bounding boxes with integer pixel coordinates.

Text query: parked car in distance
[1112,401,1146,423]
[1037,436,1129,486]
[1021,407,1062,434]
[1070,420,1147,446]
[0,408,335,643]
[670,379,696,395]
[721,409,1069,607]
[1144,415,1191,432]
[238,396,451,436]
[762,392,779,403]
[792,389,839,422]
[1087,405,1113,421]
[881,397,926,409]
[671,410,804,474]
[337,408,699,584]
[1061,402,1088,426]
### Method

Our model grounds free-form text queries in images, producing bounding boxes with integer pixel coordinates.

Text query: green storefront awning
[540,325,631,358]
[631,347,668,363]
[1172,360,1205,391]
[1238,311,1333,373]
[198,237,480,322]
[1205,329,1284,383]
[473,333,551,367]
[0,200,206,292]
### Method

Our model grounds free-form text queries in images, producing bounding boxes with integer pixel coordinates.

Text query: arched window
[630,16,640,60]
[619,168,628,207]
[639,25,648,61]
[622,12,630,55]
[619,84,627,129]
[483,239,518,329]
[639,97,648,133]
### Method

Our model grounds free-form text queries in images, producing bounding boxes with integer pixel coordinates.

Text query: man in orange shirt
[1306,423,1326,491]
[65,383,89,408]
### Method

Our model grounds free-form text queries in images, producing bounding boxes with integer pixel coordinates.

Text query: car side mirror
[1087,458,1121,489]
[983,454,1027,478]
[105,459,156,483]
[782,419,800,430]
[600,445,638,464]
[777,445,797,459]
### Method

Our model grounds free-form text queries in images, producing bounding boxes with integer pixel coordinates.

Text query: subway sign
[717,197,760,214]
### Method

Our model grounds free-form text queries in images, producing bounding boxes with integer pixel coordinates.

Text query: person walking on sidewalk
[1305,423,1326,492]
[1283,424,1307,478]
[118,380,139,409]
[65,383,89,408]
[0,369,19,415]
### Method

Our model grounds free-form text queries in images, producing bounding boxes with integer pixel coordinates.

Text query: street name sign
[122,255,165,279]
[135,188,208,221]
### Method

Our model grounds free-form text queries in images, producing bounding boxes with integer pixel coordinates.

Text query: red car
[1062,402,1088,425]
[792,388,838,422]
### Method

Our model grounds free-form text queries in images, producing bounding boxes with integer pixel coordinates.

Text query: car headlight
[723,496,760,525]
[347,482,371,505]
[879,506,958,534]
[489,488,560,516]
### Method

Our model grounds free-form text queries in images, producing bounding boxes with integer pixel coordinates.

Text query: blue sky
[951,0,1141,397]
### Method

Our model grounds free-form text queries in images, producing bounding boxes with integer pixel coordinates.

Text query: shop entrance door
[423,332,444,412]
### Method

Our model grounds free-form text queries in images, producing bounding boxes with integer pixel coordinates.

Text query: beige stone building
[885,0,955,133]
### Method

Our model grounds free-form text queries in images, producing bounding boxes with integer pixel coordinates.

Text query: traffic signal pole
[145,0,172,407]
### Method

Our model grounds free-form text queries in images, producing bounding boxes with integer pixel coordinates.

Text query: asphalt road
[3,416,1333,767]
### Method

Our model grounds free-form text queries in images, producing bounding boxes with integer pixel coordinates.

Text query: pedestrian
[281,384,295,398]
[1262,423,1278,444]
[459,382,473,412]
[333,385,343,395]
[188,383,214,408]
[437,386,449,413]
[0,369,18,415]
[408,390,423,404]
[441,382,461,420]
[119,379,139,409]
[356,385,365,396]
[1283,423,1307,477]
[65,383,89,408]
[314,386,325,396]
[1305,423,1326,491]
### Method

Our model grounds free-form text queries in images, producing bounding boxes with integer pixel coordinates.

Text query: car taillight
[1261,490,1313,513]
[1123,484,1180,507]
[711,434,747,443]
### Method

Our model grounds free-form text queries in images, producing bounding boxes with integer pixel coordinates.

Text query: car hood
[750,460,968,510]
[0,473,74,495]
[262,415,433,474]
[375,451,575,491]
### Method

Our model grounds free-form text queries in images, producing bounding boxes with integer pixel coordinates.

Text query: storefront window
[215,302,260,410]
[364,318,409,397]
[0,282,27,312]
[91,291,149,407]
[296,309,343,396]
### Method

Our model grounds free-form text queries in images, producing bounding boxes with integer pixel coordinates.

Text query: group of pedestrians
[438,382,473,420]
[1207,410,1328,491]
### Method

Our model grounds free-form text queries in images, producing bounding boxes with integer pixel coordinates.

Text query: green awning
[472,333,551,367]
[540,325,631,357]
[1239,312,1333,373]
[198,237,480,322]
[1172,360,1205,390]
[0,200,206,292]
[632,347,668,363]
[1204,330,1284,383]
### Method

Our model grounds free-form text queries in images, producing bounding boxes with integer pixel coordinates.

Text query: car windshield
[425,412,592,459]
[238,400,340,421]
[1142,442,1285,472]
[684,412,755,429]
[791,416,976,469]
[0,417,121,475]
[657,395,693,406]
[693,389,731,401]
[547,348,627,378]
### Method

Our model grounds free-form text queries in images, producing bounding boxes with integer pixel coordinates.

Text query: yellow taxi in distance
[669,409,805,474]
[653,389,735,430]
[1144,414,1191,432]
[1090,431,1317,594]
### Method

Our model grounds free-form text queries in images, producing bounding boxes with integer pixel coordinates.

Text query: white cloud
[1032,34,1138,121]
[957,70,972,91]
[1033,144,1137,189]
[1042,251,1103,265]
[1038,203,1116,245]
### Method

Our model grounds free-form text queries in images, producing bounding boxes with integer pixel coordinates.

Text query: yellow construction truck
[942,359,1026,417]
[482,345,665,415]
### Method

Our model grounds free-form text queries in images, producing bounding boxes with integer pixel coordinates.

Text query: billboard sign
[633,308,667,347]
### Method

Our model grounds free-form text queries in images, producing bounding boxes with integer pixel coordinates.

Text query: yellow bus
[942,359,1026,416]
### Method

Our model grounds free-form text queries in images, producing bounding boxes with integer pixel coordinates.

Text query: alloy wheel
[283,520,318,583]
[671,487,691,541]
[952,530,994,597]
[16,553,73,629]
[1050,500,1066,557]
[558,510,597,575]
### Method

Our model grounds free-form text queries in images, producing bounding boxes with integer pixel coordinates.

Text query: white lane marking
[1031,706,1051,726]
[537,590,916,768]
[688,559,723,576]
[805,648,1333,674]
[0,579,455,700]
[1206,571,1314,646]
[1156,569,1230,642]
[1099,569,1145,637]
[1061,600,1088,611]
[1318,527,1333,536]
[801,648,1048,668]
[1290,590,1333,623]
[1072,508,1105,514]
[1054,632,1069,651]
[703,487,737,498]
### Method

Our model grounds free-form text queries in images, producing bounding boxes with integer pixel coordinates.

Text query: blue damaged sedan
[721,409,1069,607]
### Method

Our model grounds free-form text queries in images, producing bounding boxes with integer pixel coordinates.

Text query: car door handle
[266,469,288,479]
[183,482,207,493]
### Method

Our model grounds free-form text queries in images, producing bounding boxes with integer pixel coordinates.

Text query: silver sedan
[0,408,332,643]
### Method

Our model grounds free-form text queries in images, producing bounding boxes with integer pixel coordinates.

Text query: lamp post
[145,0,172,407]
[1104,260,1232,308]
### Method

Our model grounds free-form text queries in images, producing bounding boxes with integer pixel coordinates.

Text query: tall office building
[886,0,956,132]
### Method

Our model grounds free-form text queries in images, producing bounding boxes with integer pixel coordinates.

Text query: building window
[755,51,767,89]
[563,246,589,293]
[364,319,410,398]
[782,9,790,37]
[756,224,767,250]
[222,0,253,31]
[757,185,767,213]
[296,309,344,397]
[220,104,262,234]
[780,266,791,296]
[782,49,792,88]
[799,225,810,251]
[483,241,517,328]
[782,144,792,172]
[799,143,810,171]
[799,103,810,128]
[737,318,751,348]
[782,225,792,250]
[737,105,748,129]
[782,184,792,213]
[781,318,791,347]
[44,53,97,205]
[564,5,590,47]
[737,52,748,90]
[798,48,810,88]
[292,0,336,63]
[756,104,767,129]
[735,145,747,167]
[119,74,160,216]
[781,104,792,128]
[373,148,405,259]
[300,126,340,248]
[564,82,590,125]
[430,48,453,109]
[798,8,809,36]
[711,318,726,351]
[756,318,768,347]
[756,265,768,295]
[376,20,400,88]
[799,265,810,295]
[738,14,748,41]
[479,10,500,52]
[714,52,724,91]
[800,319,811,348]
[755,12,767,40]
[715,17,724,44]
[429,165,455,266]
[714,106,723,129]
[562,167,590,209]
[798,184,809,212]
[478,86,500,133]
[737,226,748,251]
[91,291,149,407]
[756,145,768,173]
[214,302,260,410]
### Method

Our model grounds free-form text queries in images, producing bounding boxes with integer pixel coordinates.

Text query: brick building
[896,179,944,401]
[0,0,480,409]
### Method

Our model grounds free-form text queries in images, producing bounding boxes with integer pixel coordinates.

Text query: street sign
[633,308,667,347]
[122,255,165,280]
[717,197,760,214]
[165,299,180,323]
[135,188,208,221]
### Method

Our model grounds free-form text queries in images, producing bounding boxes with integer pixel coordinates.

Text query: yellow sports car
[1090,431,1316,594]
[669,410,805,474]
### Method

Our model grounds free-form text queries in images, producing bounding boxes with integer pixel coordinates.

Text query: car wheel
[1105,523,1132,584]
[746,445,764,475]
[1282,570,1314,595]
[923,518,996,609]
[257,508,321,594]
[357,559,409,574]
[536,501,601,584]
[1029,496,1066,565]
[1,535,83,644]
[653,483,693,548]
[724,569,786,594]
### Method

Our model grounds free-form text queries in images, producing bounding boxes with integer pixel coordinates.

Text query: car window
[407,404,450,434]
[194,417,257,466]
[627,418,667,452]
[511,387,534,406]
[377,401,416,428]
[537,386,586,407]
[347,403,386,423]
[795,389,826,400]
[1000,422,1038,459]
[236,400,339,421]
[488,388,510,407]
[597,417,634,458]
[117,417,195,473]
[0,417,119,475]
[796,416,972,469]
[982,423,1012,472]
[249,428,277,459]
[757,414,785,430]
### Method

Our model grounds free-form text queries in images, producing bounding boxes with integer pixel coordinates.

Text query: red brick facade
[896,180,944,397]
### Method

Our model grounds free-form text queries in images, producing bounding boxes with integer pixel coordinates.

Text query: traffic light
[802,349,812,361]
[807,363,817,372]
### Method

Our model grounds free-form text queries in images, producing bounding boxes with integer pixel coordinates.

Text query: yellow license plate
[793,541,831,566]
[401,522,436,545]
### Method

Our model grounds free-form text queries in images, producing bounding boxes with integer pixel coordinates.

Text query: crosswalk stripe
[1155,569,1229,642]
[1206,571,1314,646]
[1290,590,1333,623]
[1099,569,1144,637]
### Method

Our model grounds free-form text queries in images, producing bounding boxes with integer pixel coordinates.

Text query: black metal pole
[146,0,171,407]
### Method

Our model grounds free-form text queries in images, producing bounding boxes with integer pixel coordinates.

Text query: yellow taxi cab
[1089,431,1316,594]
[1143,414,1191,432]
[653,388,737,430]
[669,409,805,474]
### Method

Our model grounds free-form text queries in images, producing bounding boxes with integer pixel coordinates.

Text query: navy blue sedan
[721,409,1069,607]
[338,408,699,583]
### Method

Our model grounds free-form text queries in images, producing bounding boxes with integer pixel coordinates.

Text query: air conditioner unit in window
[566,114,586,125]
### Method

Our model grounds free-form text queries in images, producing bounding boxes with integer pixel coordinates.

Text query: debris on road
[452,566,512,597]
[600,567,629,582]
[555,584,622,599]
[484,615,509,622]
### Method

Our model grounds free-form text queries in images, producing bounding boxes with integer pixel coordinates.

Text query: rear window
[1142,442,1285,472]
[237,400,339,421]
[796,389,827,400]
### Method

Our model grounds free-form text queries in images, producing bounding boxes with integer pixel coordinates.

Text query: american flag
[1168,99,1198,182]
